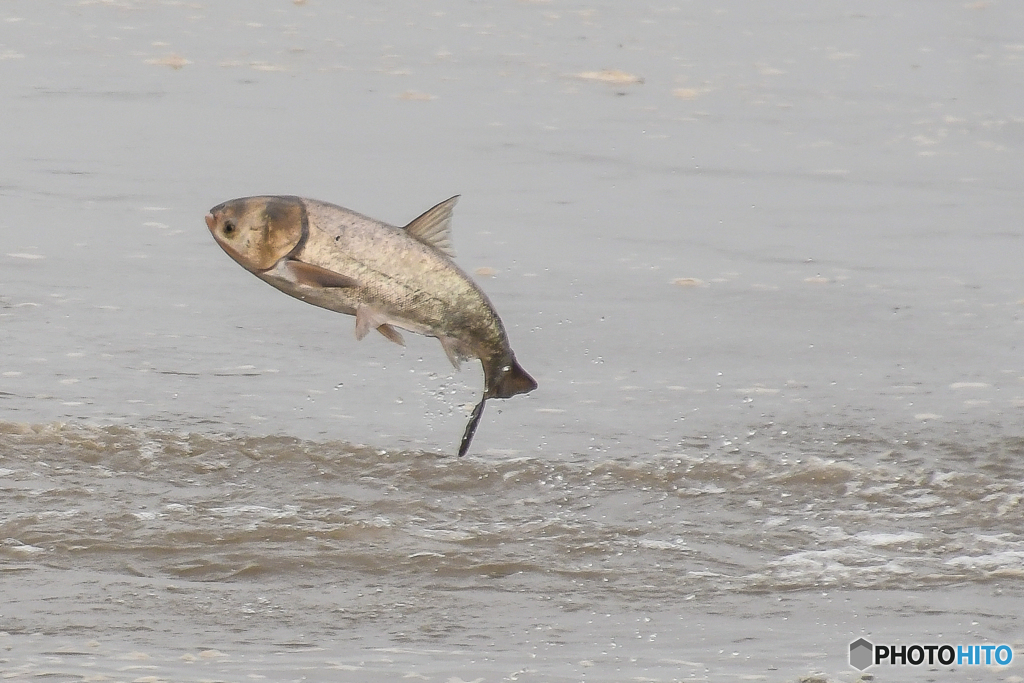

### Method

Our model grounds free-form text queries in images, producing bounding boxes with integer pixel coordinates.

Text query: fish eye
[223,220,236,236]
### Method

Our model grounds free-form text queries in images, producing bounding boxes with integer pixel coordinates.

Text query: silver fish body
[205,195,536,455]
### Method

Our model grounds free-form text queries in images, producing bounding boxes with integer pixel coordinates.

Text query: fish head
[205,196,306,272]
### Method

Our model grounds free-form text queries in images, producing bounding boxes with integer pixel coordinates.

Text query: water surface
[2,1,1023,681]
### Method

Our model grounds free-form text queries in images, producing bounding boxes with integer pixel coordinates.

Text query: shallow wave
[0,421,1022,597]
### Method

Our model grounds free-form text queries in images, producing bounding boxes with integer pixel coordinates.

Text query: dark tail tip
[458,399,487,457]
[488,357,537,400]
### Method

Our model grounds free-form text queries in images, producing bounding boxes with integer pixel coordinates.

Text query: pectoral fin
[285,259,359,288]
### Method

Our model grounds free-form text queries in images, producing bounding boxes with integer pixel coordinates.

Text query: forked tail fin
[486,356,537,400]
[458,399,486,457]
[459,356,535,457]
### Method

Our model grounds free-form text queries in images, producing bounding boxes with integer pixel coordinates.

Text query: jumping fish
[204,195,537,456]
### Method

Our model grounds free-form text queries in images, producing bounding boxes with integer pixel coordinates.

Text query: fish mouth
[204,213,217,231]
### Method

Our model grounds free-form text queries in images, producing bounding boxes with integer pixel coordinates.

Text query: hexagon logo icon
[849,638,874,670]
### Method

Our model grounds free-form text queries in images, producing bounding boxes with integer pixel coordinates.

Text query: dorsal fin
[403,195,459,258]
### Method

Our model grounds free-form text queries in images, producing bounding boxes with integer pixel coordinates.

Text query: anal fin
[438,335,474,370]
